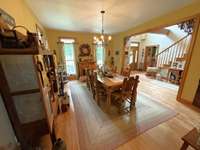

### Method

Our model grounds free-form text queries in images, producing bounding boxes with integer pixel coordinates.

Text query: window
[128,51,133,64]
[96,43,105,67]
[61,38,76,75]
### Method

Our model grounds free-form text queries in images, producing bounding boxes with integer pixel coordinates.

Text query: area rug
[69,81,177,150]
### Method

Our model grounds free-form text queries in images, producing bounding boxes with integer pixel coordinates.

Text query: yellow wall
[112,1,200,103]
[0,0,43,32]
[46,28,113,65]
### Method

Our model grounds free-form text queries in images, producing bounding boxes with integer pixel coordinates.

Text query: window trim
[59,37,77,75]
[59,37,77,44]
[95,43,105,66]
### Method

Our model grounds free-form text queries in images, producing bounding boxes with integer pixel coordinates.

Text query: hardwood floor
[54,73,200,150]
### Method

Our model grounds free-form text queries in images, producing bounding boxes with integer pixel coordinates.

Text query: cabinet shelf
[0,47,52,55]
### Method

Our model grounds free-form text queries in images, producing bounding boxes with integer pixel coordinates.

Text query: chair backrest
[131,75,139,96]
[86,69,94,88]
[121,75,139,99]
[111,66,117,73]
[85,68,91,87]
[93,71,98,83]
[121,66,131,77]
[89,70,97,91]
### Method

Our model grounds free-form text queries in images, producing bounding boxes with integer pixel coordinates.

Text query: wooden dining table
[97,74,124,109]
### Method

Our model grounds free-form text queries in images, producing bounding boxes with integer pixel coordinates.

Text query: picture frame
[79,43,91,56]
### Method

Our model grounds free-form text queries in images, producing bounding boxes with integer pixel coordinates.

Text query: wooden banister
[156,33,191,57]
[156,33,192,68]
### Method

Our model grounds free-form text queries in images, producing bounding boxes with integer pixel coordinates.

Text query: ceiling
[25,0,197,34]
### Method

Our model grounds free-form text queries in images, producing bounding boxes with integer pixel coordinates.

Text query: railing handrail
[156,33,191,57]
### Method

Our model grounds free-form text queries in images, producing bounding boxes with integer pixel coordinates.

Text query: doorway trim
[125,41,140,70]
[144,45,159,70]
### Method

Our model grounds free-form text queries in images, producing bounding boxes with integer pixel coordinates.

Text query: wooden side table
[181,128,200,150]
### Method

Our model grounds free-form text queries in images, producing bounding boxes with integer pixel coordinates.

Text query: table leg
[95,87,99,104]
[180,141,189,150]
[106,88,111,110]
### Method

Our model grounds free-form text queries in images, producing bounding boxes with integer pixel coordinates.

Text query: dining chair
[121,66,131,77]
[111,75,139,113]
[85,68,91,90]
[89,71,96,99]
[90,71,106,104]
[111,66,117,73]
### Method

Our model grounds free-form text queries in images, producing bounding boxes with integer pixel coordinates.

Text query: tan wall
[112,1,200,102]
[0,0,44,33]
[45,28,113,66]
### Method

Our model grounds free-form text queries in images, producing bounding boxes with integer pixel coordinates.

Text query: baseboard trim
[177,98,193,105]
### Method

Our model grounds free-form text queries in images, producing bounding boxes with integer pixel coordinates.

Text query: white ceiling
[25,0,197,34]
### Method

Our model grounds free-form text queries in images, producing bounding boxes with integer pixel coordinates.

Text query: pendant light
[93,10,112,45]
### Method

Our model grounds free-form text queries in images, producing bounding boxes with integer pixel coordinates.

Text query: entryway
[123,18,198,101]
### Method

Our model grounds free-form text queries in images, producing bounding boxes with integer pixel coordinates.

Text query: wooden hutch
[77,43,96,79]
[78,60,96,77]
[0,44,58,148]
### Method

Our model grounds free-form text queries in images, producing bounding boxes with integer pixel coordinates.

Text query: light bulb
[93,36,97,41]
[101,35,104,40]
[108,35,112,41]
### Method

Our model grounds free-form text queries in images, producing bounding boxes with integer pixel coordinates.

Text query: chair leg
[92,90,96,100]
[130,101,135,111]
[118,99,124,114]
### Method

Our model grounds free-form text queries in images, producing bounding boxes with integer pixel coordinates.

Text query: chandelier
[93,10,112,45]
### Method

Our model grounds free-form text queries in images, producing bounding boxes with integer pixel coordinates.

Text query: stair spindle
[156,34,190,68]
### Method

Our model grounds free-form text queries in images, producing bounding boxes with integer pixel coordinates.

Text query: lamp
[93,10,112,45]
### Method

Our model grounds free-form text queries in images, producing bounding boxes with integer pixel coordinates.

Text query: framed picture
[79,44,91,56]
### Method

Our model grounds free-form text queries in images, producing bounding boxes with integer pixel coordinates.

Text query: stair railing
[156,33,191,67]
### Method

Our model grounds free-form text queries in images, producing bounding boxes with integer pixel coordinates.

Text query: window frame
[59,37,77,75]
[95,42,105,67]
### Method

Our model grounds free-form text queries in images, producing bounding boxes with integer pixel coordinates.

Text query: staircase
[156,33,191,68]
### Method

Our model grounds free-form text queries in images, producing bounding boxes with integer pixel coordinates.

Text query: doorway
[122,18,198,102]
[144,45,159,70]
[124,42,139,70]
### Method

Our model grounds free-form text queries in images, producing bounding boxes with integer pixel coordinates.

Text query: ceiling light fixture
[93,10,112,45]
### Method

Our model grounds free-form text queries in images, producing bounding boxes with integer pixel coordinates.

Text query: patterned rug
[69,81,177,150]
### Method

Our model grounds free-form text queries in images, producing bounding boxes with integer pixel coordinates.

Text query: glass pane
[130,42,139,47]
[96,45,104,66]
[0,55,39,92]
[63,43,76,74]
[135,50,138,63]
[60,38,75,44]
[13,93,45,123]
[129,54,133,64]
[66,60,76,74]
[64,44,74,60]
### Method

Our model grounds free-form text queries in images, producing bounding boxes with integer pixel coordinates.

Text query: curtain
[57,42,66,71]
